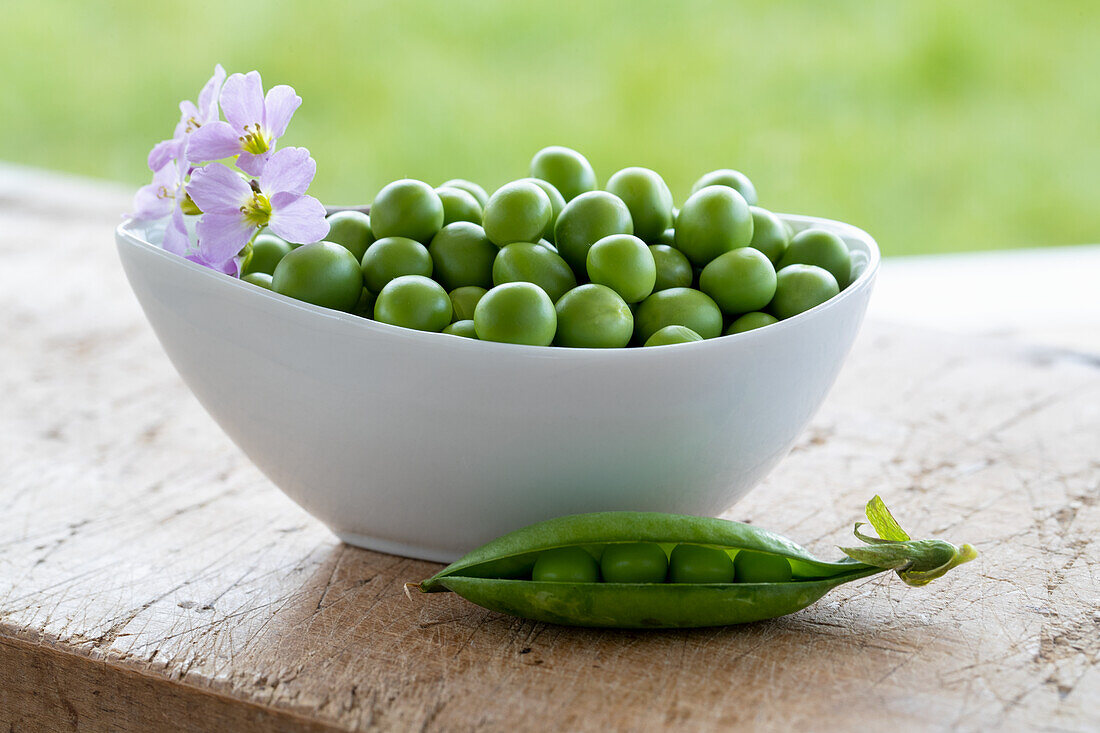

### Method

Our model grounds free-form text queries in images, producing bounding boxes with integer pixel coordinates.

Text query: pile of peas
[241,146,854,347]
[532,544,792,584]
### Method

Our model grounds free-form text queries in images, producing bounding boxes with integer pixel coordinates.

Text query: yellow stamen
[238,123,270,155]
[239,191,272,227]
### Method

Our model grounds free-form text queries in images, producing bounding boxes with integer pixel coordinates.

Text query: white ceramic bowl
[117,214,878,562]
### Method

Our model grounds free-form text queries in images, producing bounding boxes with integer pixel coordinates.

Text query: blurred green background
[2,0,1097,255]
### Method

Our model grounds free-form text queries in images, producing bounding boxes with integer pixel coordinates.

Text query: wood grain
[0,636,339,733]
[1,165,1097,731]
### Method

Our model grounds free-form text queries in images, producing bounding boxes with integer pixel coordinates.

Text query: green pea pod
[416,496,976,628]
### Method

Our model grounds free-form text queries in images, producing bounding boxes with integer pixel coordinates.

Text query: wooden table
[2,165,1098,732]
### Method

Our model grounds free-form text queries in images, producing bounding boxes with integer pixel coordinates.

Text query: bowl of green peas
[117,146,878,562]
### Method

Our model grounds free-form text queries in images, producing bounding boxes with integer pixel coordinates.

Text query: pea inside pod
[417,496,976,629]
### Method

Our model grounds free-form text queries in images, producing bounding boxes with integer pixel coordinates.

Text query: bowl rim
[116,211,879,357]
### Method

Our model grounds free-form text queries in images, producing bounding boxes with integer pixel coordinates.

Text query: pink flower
[186,248,240,276]
[132,159,185,220]
[161,206,193,258]
[158,207,238,275]
[186,147,328,265]
[148,65,226,171]
[130,66,323,277]
[186,71,301,176]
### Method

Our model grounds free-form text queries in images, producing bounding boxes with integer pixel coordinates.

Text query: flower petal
[186,250,239,275]
[268,193,329,244]
[186,121,243,164]
[262,85,301,140]
[259,147,315,196]
[186,163,251,213]
[132,162,181,219]
[235,151,269,177]
[177,100,200,130]
[197,211,255,263]
[218,256,241,276]
[197,64,227,122]
[220,71,264,130]
[162,208,193,256]
[132,182,173,220]
[147,137,182,172]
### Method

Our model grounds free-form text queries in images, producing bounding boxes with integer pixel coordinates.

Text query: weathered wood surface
[1,165,1098,731]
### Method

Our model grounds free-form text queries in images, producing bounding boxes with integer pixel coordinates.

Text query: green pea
[583,234,656,304]
[473,282,557,346]
[734,550,792,583]
[668,544,736,584]
[530,145,597,201]
[435,186,483,227]
[654,228,676,246]
[675,185,753,268]
[770,265,839,320]
[440,179,490,209]
[482,181,552,247]
[360,236,433,294]
[649,245,693,292]
[726,311,778,334]
[370,179,444,244]
[241,272,273,290]
[516,178,566,243]
[442,319,478,339]
[537,239,558,253]
[421,496,976,628]
[449,286,487,322]
[428,222,496,290]
[600,543,668,584]
[272,242,363,312]
[492,242,577,303]
[690,168,758,205]
[258,227,303,248]
[748,207,789,266]
[643,325,703,347]
[605,167,674,243]
[242,234,293,276]
[554,191,634,275]
[353,288,377,319]
[699,247,777,315]
[373,275,452,332]
[554,284,633,348]
[848,250,870,285]
[634,287,723,342]
[532,547,600,583]
[324,211,375,261]
[777,228,852,288]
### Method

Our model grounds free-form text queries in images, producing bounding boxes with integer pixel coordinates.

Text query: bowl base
[336,531,458,564]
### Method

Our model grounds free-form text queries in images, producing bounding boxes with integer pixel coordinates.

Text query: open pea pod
[417,496,976,629]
